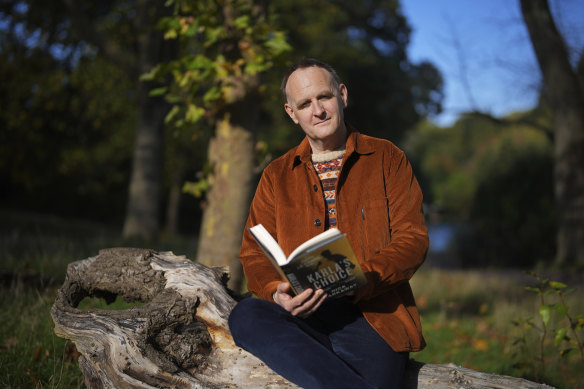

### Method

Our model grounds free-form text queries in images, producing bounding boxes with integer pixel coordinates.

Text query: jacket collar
[291,126,375,169]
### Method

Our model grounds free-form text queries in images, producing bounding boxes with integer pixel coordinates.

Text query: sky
[400,0,584,126]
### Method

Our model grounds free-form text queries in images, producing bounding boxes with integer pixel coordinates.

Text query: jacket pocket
[360,197,391,257]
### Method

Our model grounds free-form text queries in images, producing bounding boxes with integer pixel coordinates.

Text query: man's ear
[339,83,348,108]
[284,103,299,124]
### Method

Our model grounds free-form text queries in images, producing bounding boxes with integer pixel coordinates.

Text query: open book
[249,224,367,298]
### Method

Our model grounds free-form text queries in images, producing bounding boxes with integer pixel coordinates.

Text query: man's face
[284,66,348,152]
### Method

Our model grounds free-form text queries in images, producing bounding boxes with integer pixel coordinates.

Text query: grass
[0,209,198,388]
[1,209,583,388]
[411,268,584,388]
[0,285,84,388]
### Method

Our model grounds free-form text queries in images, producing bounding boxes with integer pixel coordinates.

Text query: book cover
[249,224,367,298]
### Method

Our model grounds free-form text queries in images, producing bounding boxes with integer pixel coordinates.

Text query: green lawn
[1,209,582,388]
[411,268,584,388]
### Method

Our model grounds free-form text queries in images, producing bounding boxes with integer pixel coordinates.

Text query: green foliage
[0,1,143,223]
[512,272,584,382]
[462,135,555,267]
[145,0,291,133]
[412,269,584,388]
[255,0,443,149]
[0,48,136,222]
[1,0,444,229]
[406,112,556,267]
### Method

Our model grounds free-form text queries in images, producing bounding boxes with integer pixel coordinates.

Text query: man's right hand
[273,282,327,318]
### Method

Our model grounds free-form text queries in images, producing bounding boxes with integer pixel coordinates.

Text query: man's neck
[309,127,347,155]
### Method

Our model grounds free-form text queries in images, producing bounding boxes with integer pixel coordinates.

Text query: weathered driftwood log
[51,248,554,389]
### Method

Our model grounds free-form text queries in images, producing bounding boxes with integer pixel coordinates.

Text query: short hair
[280,57,341,100]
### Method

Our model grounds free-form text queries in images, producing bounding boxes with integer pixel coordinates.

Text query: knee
[228,298,273,346]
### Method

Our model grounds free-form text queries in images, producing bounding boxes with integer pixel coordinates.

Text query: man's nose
[312,101,325,117]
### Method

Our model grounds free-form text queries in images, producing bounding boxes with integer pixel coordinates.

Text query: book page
[287,228,341,263]
[249,224,287,265]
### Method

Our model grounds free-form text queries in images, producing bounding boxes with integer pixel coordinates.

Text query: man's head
[282,58,348,154]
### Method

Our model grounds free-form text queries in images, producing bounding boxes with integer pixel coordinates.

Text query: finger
[288,288,314,307]
[304,290,328,316]
[293,289,326,317]
[276,282,292,295]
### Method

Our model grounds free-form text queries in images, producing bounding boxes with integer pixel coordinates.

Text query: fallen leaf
[474,339,489,351]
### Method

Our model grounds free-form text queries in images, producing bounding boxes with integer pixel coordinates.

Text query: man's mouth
[315,118,330,126]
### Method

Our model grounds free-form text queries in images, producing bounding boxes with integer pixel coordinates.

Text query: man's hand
[273,282,327,318]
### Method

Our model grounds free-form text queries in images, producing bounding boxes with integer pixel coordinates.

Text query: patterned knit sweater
[311,149,346,229]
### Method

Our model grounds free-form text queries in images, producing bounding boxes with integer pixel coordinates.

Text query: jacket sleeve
[353,145,429,302]
[239,167,283,302]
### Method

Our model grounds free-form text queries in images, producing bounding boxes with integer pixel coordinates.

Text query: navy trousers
[228,297,408,389]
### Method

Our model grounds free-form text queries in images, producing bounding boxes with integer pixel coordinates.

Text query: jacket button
[314,219,322,226]
[313,184,318,192]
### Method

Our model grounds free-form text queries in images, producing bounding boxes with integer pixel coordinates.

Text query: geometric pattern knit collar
[311,148,346,163]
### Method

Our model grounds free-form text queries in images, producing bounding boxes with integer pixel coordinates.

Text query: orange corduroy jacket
[239,130,429,352]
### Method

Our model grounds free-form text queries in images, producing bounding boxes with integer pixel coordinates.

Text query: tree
[149,0,291,290]
[60,0,177,240]
[262,0,443,146]
[0,0,177,238]
[520,0,584,267]
[404,113,556,268]
[0,3,136,222]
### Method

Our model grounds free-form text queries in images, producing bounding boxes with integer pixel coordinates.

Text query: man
[228,58,428,389]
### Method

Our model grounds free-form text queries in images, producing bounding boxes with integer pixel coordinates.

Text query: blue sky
[401,0,584,126]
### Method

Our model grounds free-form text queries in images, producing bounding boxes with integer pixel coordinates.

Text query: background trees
[405,113,556,268]
[0,1,136,222]
[1,0,582,271]
[520,0,584,268]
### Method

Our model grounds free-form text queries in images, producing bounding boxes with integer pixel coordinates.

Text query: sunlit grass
[411,268,584,388]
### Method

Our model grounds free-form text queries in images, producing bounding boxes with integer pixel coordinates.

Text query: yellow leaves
[185,104,205,123]
[217,115,232,138]
[474,339,489,351]
[164,29,178,39]
[179,16,195,35]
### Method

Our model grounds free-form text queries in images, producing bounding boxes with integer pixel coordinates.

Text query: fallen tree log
[51,248,555,389]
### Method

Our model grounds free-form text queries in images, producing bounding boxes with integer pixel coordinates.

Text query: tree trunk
[51,248,555,389]
[196,116,255,291]
[122,3,172,241]
[63,0,173,241]
[520,0,584,267]
[122,83,166,240]
[164,169,183,235]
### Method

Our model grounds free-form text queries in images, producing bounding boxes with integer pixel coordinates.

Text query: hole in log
[78,294,147,310]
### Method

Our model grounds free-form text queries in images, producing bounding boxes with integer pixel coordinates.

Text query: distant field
[1,210,582,388]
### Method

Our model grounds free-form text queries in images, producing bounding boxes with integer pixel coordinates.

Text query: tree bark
[520,0,584,267]
[196,116,255,291]
[194,0,266,292]
[62,0,173,241]
[51,248,555,389]
[122,80,166,240]
[122,3,173,240]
